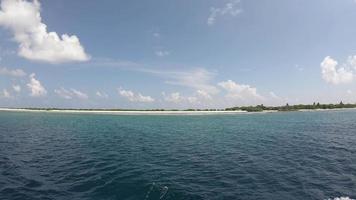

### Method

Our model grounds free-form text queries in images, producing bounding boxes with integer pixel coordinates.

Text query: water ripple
[0,110,356,199]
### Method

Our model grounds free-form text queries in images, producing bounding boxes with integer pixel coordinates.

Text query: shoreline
[0,108,250,115]
[0,107,355,115]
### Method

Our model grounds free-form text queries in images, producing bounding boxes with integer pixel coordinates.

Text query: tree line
[225,102,356,112]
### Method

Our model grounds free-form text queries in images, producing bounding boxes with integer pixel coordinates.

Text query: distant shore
[1,107,355,115]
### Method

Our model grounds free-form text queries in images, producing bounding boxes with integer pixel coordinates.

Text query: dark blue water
[0,110,355,200]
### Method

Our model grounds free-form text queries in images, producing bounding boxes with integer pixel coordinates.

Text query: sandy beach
[0,108,251,115]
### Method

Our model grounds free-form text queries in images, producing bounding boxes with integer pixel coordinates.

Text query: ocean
[0,110,355,200]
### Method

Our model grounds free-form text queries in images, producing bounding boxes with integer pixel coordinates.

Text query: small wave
[327,197,355,200]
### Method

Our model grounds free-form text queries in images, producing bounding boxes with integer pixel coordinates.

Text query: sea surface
[0,110,355,200]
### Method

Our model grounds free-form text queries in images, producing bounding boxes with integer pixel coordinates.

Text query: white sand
[0,108,251,115]
[2,108,353,115]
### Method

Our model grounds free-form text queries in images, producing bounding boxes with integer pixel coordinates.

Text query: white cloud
[96,91,108,98]
[71,89,88,99]
[347,89,352,95]
[12,85,21,93]
[89,60,219,96]
[27,73,46,97]
[2,89,12,98]
[218,80,262,100]
[0,67,26,77]
[118,88,154,103]
[0,0,90,63]
[207,0,242,26]
[155,51,170,57]
[163,92,199,104]
[148,68,219,95]
[166,68,219,94]
[55,88,72,99]
[321,56,354,85]
[163,92,184,103]
[347,55,356,69]
[197,90,212,100]
[54,87,88,100]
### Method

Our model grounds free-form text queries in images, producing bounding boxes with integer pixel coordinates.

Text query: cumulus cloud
[27,73,46,97]
[96,91,108,98]
[12,85,21,93]
[218,80,262,100]
[207,0,242,25]
[321,56,354,85]
[0,67,26,77]
[155,51,170,57]
[54,87,88,100]
[118,88,154,103]
[0,0,90,63]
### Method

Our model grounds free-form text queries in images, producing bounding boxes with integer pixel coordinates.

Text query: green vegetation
[225,102,356,112]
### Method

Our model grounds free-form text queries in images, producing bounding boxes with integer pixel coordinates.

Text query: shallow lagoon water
[0,110,355,200]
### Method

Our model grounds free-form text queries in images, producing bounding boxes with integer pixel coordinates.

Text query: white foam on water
[327,197,355,200]
[159,186,168,200]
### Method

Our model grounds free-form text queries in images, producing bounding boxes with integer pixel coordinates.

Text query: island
[225,102,356,112]
[1,102,356,114]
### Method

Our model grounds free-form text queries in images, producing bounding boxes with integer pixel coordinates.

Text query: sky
[1,0,356,109]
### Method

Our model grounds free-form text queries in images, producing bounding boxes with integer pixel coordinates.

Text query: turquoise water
[0,110,355,200]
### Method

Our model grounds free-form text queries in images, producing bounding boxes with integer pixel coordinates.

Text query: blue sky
[1,0,356,109]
